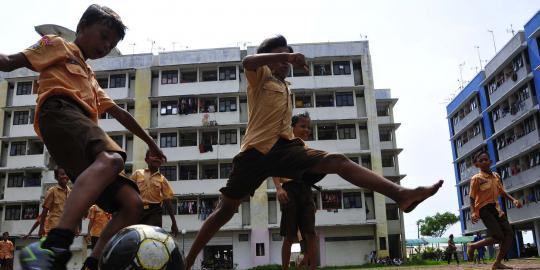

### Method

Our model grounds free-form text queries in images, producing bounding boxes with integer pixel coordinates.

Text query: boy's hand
[22,234,30,240]
[471,213,479,224]
[287,53,309,72]
[149,146,167,163]
[513,199,522,208]
[498,210,506,218]
[276,187,289,204]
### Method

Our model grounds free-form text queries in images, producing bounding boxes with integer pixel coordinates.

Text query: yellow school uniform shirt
[469,171,504,217]
[43,185,71,233]
[87,205,111,237]
[130,169,174,205]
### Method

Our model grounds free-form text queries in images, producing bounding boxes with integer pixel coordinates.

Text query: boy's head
[145,150,162,169]
[449,234,454,239]
[54,166,69,187]
[473,150,491,170]
[75,4,127,59]
[257,35,293,80]
[2,232,8,240]
[292,112,311,140]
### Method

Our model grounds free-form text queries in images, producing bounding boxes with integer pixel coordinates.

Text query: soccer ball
[100,225,184,270]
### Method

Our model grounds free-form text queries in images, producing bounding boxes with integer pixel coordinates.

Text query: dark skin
[468,153,521,269]
[1,21,167,261]
[145,155,179,237]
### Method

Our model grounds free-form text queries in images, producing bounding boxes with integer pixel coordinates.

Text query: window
[219,97,237,112]
[377,105,390,116]
[333,61,351,75]
[382,155,395,167]
[22,204,39,220]
[219,130,237,145]
[361,156,372,170]
[316,93,334,107]
[24,172,41,187]
[295,93,313,108]
[201,69,217,82]
[200,163,218,179]
[160,133,177,148]
[343,192,362,209]
[201,131,218,145]
[178,97,198,114]
[336,92,354,106]
[7,173,24,187]
[160,101,178,115]
[268,195,277,224]
[379,237,387,250]
[178,199,197,215]
[13,111,29,125]
[256,243,265,256]
[160,165,177,181]
[16,81,32,95]
[349,157,359,163]
[293,65,310,77]
[5,205,21,220]
[180,70,197,83]
[380,130,392,141]
[219,66,236,81]
[110,135,124,149]
[338,124,356,139]
[239,234,249,242]
[322,191,341,209]
[179,132,197,147]
[318,124,337,140]
[109,74,126,88]
[386,204,399,220]
[199,97,217,113]
[97,77,109,88]
[161,70,179,84]
[179,164,197,180]
[313,62,331,76]
[220,163,232,179]
[10,141,26,156]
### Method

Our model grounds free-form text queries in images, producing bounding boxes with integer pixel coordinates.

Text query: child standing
[39,167,71,237]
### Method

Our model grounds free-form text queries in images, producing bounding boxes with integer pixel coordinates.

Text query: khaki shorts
[38,96,138,213]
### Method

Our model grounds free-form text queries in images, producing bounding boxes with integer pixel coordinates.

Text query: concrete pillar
[132,68,152,171]
[535,220,540,257]
[318,230,326,267]
[250,181,270,267]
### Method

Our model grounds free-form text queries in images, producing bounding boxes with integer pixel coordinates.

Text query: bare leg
[305,234,317,270]
[55,152,125,232]
[281,237,293,270]
[493,234,514,269]
[308,154,443,212]
[468,238,497,260]
[89,185,143,260]
[184,195,241,270]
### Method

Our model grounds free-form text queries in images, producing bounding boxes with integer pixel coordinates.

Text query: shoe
[19,238,72,270]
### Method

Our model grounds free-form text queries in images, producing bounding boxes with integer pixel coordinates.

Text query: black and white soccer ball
[100,224,184,270]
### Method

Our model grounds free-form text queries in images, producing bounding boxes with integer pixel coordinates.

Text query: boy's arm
[0,53,31,72]
[38,208,48,237]
[500,188,522,208]
[242,53,308,71]
[106,105,166,161]
[163,199,179,237]
[23,220,41,239]
[272,177,289,204]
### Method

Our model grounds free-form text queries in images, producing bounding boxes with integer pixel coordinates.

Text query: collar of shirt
[144,168,163,178]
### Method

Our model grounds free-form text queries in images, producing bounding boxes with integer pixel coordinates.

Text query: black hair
[53,166,64,180]
[256,35,293,54]
[292,111,310,127]
[473,150,489,162]
[449,234,454,238]
[77,4,127,40]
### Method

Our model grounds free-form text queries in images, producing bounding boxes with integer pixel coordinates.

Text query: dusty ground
[351,258,540,270]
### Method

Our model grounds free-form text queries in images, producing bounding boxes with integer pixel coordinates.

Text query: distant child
[0,232,14,270]
[39,167,71,237]
[0,4,165,270]
[473,232,486,264]
[446,234,459,265]
[467,151,521,269]
[183,35,444,269]
[85,204,111,249]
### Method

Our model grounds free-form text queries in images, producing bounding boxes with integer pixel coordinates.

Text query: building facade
[447,10,540,257]
[0,40,405,269]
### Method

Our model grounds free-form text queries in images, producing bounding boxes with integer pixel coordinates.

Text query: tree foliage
[419,212,459,237]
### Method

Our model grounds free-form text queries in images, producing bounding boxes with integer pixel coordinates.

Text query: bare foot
[466,245,475,262]
[399,180,443,213]
[492,263,513,269]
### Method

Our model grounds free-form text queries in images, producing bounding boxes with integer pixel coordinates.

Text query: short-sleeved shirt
[470,171,504,217]
[241,66,294,154]
[130,169,174,204]
[22,35,116,138]
[43,185,71,233]
[0,240,14,259]
[87,205,111,237]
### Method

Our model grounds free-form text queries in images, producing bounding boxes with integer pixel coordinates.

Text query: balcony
[6,154,46,168]
[158,80,240,97]
[157,111,240,129]
[380,141,396,150]
[456,134,484,158]
[104,86,129,100]
[169,179,227,195]
[498,129,540,162]
[464,219,487,234]
[315,207,367,226]
[288,74,355,90]
[1,219,38,235]
[10,124,36,137]
[162,212,243,232]
[377,116,392,125]
[99,118,126,132]
[161,144,239,162]
[502,165,540,192]
[383,166,400,177]
[493,97,538,133]
[293,106,358,121]
[11,94,37,107]
[453,109,481,135]
[460,166,478,182]
[489,66,531,104]
[308,139,365,154]
[507,202,540,223]
[462,197,471,208]
[2,186,42,202]
[387,220,402,234]
[317,174,358,190]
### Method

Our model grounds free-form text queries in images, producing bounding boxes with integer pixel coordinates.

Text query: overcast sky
[1,0,539,240]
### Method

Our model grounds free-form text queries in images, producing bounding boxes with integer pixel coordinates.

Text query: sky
[1,0,540,241]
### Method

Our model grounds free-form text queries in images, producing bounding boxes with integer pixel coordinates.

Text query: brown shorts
[479,203,512,241]
[38,96,138,213]
[220,138,327,199]
[280,181,316,239]
[140,204,163,227]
